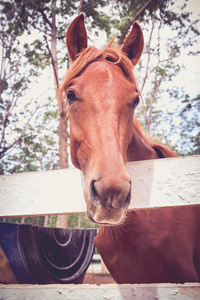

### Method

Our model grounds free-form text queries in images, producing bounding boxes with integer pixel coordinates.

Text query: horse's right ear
[66,14,88,61]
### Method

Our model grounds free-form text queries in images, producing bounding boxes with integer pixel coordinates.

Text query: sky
[170,0,200,97]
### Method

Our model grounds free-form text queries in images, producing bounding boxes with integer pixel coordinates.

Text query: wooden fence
[0,155,200,299]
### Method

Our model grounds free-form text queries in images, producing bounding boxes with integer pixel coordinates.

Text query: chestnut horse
[58,14,200,283]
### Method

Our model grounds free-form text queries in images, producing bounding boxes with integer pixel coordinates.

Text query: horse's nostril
[123,185,131,209]
[90,180,101,207]
[91,180,98,197]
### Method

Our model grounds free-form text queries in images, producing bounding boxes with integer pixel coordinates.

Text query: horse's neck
[126,121,176,161]
[126,124,159,162]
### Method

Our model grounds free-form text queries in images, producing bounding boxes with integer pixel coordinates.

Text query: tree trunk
[78,0,83,14]
[51,0,59,89]
[50,0,69,228]
[56,213,69,228]
[57,113,69,228]
[58,114,68,169]
[44,215,49,227]
[146,18,162,134]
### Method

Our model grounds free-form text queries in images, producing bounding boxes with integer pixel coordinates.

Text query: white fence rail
[0,156,199,217]
[0,283,200,300]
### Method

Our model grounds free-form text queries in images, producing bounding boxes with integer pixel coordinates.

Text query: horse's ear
[122,22,144,66]
[66,13,87,61]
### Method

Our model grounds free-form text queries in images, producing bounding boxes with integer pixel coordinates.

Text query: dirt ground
[84,273,115,284]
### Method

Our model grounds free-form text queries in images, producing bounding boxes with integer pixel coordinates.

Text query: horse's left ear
[66,13,88,61]
[122,22,144,66]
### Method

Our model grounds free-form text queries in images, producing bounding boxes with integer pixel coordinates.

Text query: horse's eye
[66,90,77,104]
[132,95,140,108]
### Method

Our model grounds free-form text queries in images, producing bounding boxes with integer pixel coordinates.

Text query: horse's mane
[57,44,139,111]
[133,120,176,158]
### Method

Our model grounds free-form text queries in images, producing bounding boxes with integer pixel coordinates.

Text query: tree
[0,4,48,172]
[165,93,200,155]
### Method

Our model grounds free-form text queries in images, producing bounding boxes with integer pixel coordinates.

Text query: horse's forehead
[80,61,125,81]
[70,61,137,110]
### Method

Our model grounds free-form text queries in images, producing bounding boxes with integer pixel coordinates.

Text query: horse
[58,14,200,283]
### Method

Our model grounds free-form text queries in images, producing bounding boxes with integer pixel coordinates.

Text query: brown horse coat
[95,206,200,283]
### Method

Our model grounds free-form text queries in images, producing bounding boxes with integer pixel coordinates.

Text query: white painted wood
[127,155,200,208]
[0,156,199,217]
[0,283,199,300]
[0,168,86,217]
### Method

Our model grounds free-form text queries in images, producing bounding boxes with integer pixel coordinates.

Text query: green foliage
[1,98,59,174]
[0,213,99,229]
[83,0,111,34]
[0,216,45,226]
[68,213,99,229]
[0,217,22,224]
[176,94,200,155]
[48,215,58,227]
[148,91,200,156]
[80,213,99,229]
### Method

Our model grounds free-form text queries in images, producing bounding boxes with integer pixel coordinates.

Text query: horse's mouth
[86,208,127,226]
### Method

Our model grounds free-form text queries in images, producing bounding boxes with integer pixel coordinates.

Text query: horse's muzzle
[85,175,131,225]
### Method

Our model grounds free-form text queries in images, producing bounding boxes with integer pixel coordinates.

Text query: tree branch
[27,20,52,36]
[78,0,84,15]
[82,0,94,11]
[44,35,59,90]
[0,133,26,159]
[0,104,47,159]
[119,0,156,44]
[141,14,155,92]
[38,6,52,29]
[146,18,162,133]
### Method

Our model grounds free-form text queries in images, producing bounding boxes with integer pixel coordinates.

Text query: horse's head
[58,14,144,225]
